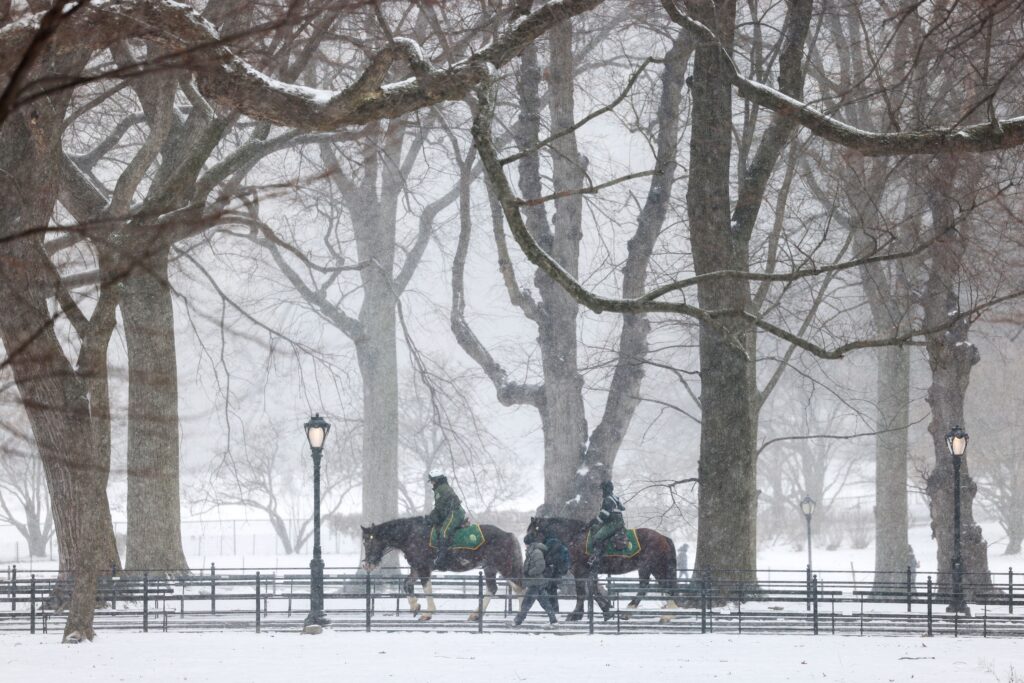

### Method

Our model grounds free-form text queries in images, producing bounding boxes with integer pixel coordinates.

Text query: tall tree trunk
[539,20,589,516]
[0,107,118,640]
[121,251,188,574]
[872,344,911,582]
[351,130,401,527]
[922,185,995,599]
[355,303,399,525]
[686,1,758,583]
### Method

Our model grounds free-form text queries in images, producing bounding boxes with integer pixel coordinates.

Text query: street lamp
[946,425,969,615]
[303,413,331,632]
[800,496,815,610]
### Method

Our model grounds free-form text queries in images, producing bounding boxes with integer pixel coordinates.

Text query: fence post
[1009,567,1014,615]
[477,572,484,634]
[805,563,811,610]
[143,572,149,633]
[30,574,36,634]
[906,566,912,613]
[288,577,293,616]
[587,577,595,635]
[210,563,216,615]
[926,576,933,637]
[256,571,261,634]
[180,577,185,618]
[111,565,118,610]
[812,575,819,635]
[365,571,372,633]
[10,565,15,611]
[700,577,707,635]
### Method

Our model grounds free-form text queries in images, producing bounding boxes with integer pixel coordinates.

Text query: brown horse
[525,516,680,622]
[361,516,524,621]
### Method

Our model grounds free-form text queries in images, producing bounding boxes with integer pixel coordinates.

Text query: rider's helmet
[600,480,614,494]
[427,470,447,486]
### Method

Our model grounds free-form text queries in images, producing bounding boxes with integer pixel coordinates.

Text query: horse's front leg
[567,572,587,622]
[419,574,437,621]
[404,571,421,617]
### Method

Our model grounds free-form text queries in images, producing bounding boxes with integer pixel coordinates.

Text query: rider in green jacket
[588,480,625,573]
[427,472,466,570]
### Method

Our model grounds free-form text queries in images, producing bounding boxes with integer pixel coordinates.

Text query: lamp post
[946,425,969,615]
[801,496,815,610]
[303,413,331,632]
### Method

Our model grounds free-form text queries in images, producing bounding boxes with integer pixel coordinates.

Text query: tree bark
[922,183,995,599]
[872,344,911,582]
[121,251,188,574]
[684,0,759,583]
[0,99,119,640]
[350,130,401,527]
[538,21,589,515]
[354,314,399,525]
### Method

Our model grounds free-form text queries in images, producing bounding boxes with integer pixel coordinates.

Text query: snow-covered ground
[1,631,1022,682]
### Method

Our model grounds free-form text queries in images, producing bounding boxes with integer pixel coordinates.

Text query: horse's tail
[510,531,524,588]
[662,535,679,597]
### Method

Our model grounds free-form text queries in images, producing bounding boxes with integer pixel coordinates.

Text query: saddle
[429,522,485,550]
[610,528,630,550]
[585,528,642,558]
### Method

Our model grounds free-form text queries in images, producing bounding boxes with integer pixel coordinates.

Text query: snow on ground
[1,631,1022,682]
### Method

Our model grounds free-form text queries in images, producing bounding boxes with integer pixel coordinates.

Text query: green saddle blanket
[429,523,485,550]
[585,528,641,558]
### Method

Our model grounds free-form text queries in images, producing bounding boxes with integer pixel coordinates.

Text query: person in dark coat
[677,542,690,580]
[426,472,466,570]
[908,545,919,586]
[542,535,570,611]
[514,538,558,626]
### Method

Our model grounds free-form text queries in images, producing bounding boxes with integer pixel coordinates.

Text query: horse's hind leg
[567,574,586,622]
[469,570,499,621]
[627,569,651,611]
[657,571,680,623]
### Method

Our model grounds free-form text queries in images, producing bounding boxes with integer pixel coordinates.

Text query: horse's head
[360,524,388,571]
[524,516,545,544]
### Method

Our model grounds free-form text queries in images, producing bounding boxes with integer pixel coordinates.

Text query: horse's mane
[535,516,588,530]
[369,515,430,538]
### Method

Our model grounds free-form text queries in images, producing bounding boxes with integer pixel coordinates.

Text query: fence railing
[2,565,1021,637]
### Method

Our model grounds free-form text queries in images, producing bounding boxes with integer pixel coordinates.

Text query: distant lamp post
[303,413,331,632]
[801,496,816,610]
[946,425,969,615]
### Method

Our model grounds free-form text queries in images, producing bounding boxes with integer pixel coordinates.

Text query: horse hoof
[620,613,631,621]
[659,615,674,624]
[411,605,421,616]
[566,613,582,622]
[417,614,432,622]
[467,613,480,622]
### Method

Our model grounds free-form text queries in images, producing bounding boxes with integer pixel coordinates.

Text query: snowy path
[1,631,1021,682]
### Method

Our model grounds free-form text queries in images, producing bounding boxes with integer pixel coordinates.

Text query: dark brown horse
[525,516,679,622]
[361,516,524,621]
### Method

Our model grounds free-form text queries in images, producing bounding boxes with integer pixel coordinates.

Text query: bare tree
[192,420,359,555]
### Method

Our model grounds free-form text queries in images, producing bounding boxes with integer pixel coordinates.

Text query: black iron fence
[2,565,1021,637]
